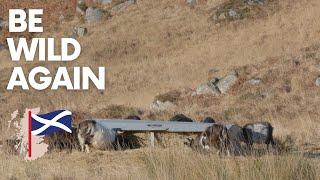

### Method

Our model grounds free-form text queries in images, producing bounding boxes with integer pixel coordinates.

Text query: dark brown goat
[185,124,228,154]
[43,127,80,152]
[243,122,275,149]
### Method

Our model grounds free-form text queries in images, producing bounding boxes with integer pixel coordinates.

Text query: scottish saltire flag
[31,110,72,136]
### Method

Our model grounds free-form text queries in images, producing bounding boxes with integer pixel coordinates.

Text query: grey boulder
[194,83,219,96]
[86,7,104,24]
[216,71,238,94]
[94,0,112,5]
[315,77,320,87]
[248,78,261,85]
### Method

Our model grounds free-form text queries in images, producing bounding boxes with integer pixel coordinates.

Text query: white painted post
[149,132,155,147]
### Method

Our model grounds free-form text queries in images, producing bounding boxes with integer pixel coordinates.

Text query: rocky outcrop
[193,83,219,96]
[186,0,197,7]
[211,0,279,24]
[76,0,87,15]
[94,0,112,5]
[110,0,136,15]
[216,71,238,94]
[194,71,238,96]
[85,7,104,24]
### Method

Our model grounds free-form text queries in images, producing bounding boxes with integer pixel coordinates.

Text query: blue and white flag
[31,110,72,136]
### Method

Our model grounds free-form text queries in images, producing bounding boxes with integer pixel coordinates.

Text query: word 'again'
[7,67,105,90]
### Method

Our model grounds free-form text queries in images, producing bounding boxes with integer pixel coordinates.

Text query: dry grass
[1,0,320,179]
[0,147,319,180]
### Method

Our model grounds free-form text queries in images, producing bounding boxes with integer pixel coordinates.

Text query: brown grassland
[0,0,320,179]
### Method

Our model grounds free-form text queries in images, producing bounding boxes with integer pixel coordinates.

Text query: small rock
[212,14,218,21]
[150,100,176,112]
[0,17,4,30]
[76,6,86,15]
[94,0,112,5]
[247,0,264,5]
[195,84,210,95]
[0,18,8,31]
[208,77,220,87]
[216,71,238,94]
[186,0,197,6]
[248,78,261,85]
[111,0,136,15]
[69,33,78,39]
[59,15,65,22]
[194,83,219,96]
[208,68,220,77]
[208,67,219,73]
[315,77,320,87]
[78,0,86,7]
[85,7,104,24]
[218,13,226,20]
[303,151,320,158]
[293,59,300,66]
[76,0,87,15]
[247,0,255,5]
[228,9,239,19]
[283,85,292,93]
[74,27,88,37]
[193,71,238,96]
[0,43,7,51]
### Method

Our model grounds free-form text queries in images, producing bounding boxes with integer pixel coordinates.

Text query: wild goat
[77,120,117,152]
[242,122,275,149]
[224,124,246,155]
[170,114,194,122]
[185,124,246,155]
[114,115,144,150]
[43,127,79,152]
[185,124,228,154]
[201,117,216,123]
[125,115,141,120]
